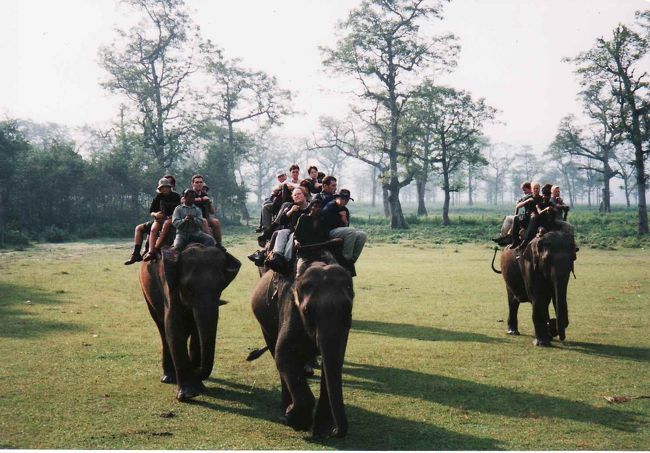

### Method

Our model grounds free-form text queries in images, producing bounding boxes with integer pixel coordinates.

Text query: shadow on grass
[565,341,650,363]
[352,319,506,344]
[201,377,501,450]
[0,282,82,339]
[344,362,640,433]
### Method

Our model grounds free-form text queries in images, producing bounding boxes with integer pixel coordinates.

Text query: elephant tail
[491,246,502,274]
[246,346,269,361]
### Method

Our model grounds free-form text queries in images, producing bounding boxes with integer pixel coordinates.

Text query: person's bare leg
[143,222,162,261]
[155,219,172,249]
[210,218,222,244]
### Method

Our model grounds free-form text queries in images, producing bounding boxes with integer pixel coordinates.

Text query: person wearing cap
[125,177,180,265]
[321,189,366,276]
[168,189,216,252]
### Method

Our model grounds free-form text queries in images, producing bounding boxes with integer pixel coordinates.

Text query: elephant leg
[165,306,204,400]
[276,338,315,431]
[506,290,520,335]
[531,297,552,347]
[144,300,176,383]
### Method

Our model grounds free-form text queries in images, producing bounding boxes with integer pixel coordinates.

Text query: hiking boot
[124,252,143,265]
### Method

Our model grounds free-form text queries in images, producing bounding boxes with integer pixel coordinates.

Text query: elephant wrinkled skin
[250,263,353,438]
[139,244,241,400]
[494,231,576,346]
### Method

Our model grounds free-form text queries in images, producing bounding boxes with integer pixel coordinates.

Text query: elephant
[491,230,576,346]
[250,261,354,438]
[139,243,241,400]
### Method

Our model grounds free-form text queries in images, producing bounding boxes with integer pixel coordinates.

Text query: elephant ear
[222,251,241,289]
[529,239,541,273]
[161,247,180,293]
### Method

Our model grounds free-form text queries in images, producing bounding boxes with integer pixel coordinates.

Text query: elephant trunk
[552,269,570,342]
[194,303,218,380]
[318,330,349,437]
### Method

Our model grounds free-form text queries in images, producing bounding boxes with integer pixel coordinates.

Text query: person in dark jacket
[321,189,366,275]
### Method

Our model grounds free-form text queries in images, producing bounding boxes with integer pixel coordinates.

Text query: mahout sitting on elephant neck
[139,243,241,400]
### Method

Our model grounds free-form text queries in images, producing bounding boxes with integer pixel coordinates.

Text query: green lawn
[0,238,648,449]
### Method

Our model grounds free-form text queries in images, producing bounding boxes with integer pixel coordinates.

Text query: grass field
[1,237,649,450]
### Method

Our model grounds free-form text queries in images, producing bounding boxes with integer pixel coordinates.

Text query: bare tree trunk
[416,179,427,216]
[382,186,390,218]
[371,166,377,208]
[442,170,451,226]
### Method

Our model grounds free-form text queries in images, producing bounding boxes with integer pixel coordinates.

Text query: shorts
[142,218,164,234]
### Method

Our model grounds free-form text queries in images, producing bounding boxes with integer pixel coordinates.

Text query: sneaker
[124,252,143,265]
[492,235,513,246]
[248,250,266,266]
[265,253,288,274]
[142,250,158,262]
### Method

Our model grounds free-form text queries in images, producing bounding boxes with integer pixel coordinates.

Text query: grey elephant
[250,262,353,438]
[139,244,241,400]
[492,231,576,346]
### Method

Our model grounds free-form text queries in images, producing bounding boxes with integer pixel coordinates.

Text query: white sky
[1,0,648,153]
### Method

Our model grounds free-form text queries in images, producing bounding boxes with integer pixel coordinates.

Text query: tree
[485,143,512,205]
[0,121,30,245]
[406,83,494,225]
[568,11,650,232]
[200,41,293,220]
[321,0,459,229]
[551,83,624,213]
[99,0,199,171]
[613,145,637,207]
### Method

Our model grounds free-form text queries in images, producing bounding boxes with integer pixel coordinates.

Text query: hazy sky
[1,0,648,152]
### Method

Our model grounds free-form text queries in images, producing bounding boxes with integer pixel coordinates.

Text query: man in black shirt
[321,189,366,276]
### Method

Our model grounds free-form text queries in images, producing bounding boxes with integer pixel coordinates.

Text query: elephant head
[295,263,353,437]
[140,244,241,400]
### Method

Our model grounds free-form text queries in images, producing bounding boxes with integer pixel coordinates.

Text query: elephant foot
[176,381,206,401]
[533,338,551,347]
[507,328,520,335]
[160,374,176,384]
[286,404,313,432]
[312,423,347,439]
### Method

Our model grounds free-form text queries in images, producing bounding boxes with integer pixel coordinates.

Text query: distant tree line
[1,0,648,245]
